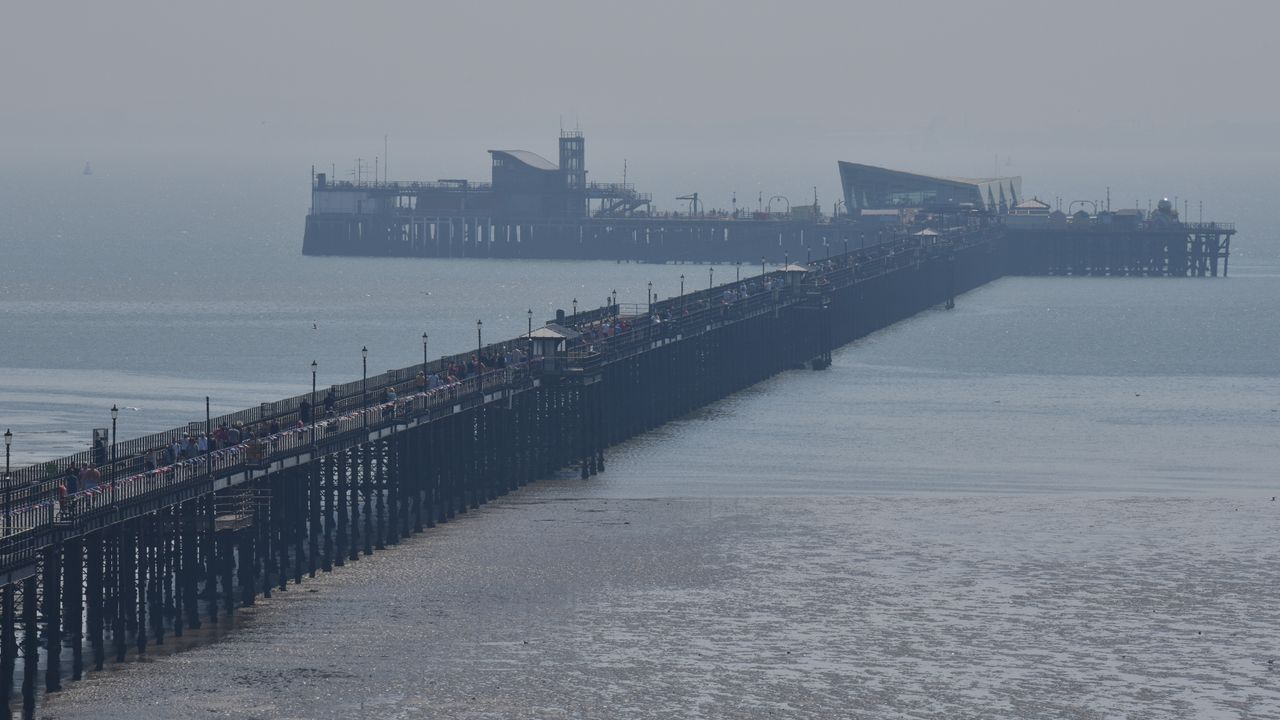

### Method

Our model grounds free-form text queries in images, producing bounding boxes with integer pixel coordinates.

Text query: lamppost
[761,256,765,276]
[679,274,685,298]
[527,309,534,358]
[709,266,714,290]
[361,346,368,429]
[310,360,318,448]
[4,429,11,532]
[647,281,652,313]
[572,298,578,315]
[110,404,118,508]
[422,332,428,372]
[611,289,617,307]
[476,319,483,357]
[735,264,740,282]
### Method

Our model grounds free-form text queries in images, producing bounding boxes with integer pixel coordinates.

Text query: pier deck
[0,221,1225,716]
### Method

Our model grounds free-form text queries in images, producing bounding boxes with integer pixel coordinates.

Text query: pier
[1007,221,1235,277]
[304,209,893,264]
[0,221,1225,716]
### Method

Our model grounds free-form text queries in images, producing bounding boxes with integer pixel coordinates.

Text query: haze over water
[1,165,1277,719]
[3,0,1280,714]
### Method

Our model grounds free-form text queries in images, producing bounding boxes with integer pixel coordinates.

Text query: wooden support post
[183,502,200,630]
[150,517,164,646]
[363,444,374,556]
[387,434,401,544]
[292,469,304,586]
[166,512,180,640]
[115,524,132,662]
[220,533,235,618]
[21,576,37,720]
[595,380,606,473]
[276,473,289,592]
[339,448,352,564]
[260,477,274,598]
[411,429,425,534]
[241,530,257,607]
[375,440,387,550]
[63,537,84,681]
[88,532,105,671]
[309,461,320,577]
[204,500,219,624]
[322,455,335,572]
[135,520,149,655]
[1,585,14,720]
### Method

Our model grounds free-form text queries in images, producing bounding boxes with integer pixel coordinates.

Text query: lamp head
[3,429,11,448]
[311,360,318,371]
[111,404,119,420]
[361,346,368,359]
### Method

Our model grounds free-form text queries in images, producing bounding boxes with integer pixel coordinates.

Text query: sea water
[2,169,1278,718]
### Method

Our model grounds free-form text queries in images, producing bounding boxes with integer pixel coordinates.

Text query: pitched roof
[528,323,581,339]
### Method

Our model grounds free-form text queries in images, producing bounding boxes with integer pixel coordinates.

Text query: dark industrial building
[309,131,648,224]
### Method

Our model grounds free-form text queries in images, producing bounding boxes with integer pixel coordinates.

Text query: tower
[559,130,586,217]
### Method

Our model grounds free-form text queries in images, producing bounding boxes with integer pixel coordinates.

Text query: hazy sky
[3,0,1277,219]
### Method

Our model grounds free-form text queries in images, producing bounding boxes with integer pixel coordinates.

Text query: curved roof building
[489,149,560,172]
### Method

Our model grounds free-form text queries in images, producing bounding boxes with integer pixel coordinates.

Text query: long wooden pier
[0,219,1208,716]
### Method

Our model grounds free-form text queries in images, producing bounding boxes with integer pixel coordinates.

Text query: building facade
[838,162,1022,214]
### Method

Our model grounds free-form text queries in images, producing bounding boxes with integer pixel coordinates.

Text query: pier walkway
[0,219,1209,717]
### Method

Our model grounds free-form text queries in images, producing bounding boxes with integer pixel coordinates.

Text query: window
[887,190,936,206]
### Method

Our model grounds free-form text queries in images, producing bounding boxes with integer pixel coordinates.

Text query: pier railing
[1,224,989,543]
[1,359,542,543]
[315,180,493,193]
[1,336,542,518]
[1182,222,1235,233]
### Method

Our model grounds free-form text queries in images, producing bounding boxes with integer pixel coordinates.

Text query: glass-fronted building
[838,162,1022,214]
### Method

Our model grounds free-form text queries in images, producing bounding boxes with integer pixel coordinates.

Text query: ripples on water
[4,173,1279,718]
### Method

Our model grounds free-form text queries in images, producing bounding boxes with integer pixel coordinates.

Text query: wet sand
[39,486,1280,719]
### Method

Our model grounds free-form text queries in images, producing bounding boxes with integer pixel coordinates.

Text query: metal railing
[1,360,542,544]
[3,335,543,512]
[1183,222,1236,232]
[314,180,494,193]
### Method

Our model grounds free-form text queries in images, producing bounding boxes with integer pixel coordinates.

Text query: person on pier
[78,463,100,491]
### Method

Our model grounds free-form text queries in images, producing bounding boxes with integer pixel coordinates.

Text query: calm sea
[3,169,1279,718]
